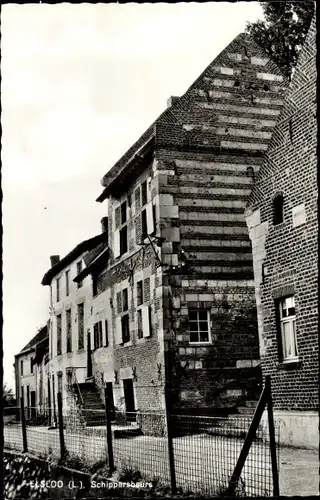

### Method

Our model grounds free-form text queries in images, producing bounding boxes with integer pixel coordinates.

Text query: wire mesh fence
[3,394,280,496]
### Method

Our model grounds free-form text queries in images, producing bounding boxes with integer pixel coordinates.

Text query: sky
[2,2,263,391]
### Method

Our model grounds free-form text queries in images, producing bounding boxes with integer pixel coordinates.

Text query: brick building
[14,324,49,418]
[245,17,317,448]
[41,227,109,422]
[89,32,289,417]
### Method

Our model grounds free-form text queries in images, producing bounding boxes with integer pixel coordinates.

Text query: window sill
[120,340,133,347]
[277,358,301,370]
[189,341,211,346]
[136,336,151,344]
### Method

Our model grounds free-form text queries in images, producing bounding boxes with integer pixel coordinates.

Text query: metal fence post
[265,375,280,496]
[226,381,268,495]
[20,397,28,453]
[165,384,177,495]
[104,387,115,474]
[57,392,66,460]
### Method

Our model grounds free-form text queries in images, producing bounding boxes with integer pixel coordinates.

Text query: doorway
[31,391,36,419]
[123,379,136,421]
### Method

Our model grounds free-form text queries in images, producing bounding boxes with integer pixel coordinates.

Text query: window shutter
[116,291,122,314]
[105,320,108,347]
[135,215,142,244]
[115,206,121,229]
[114,229,120,258]
[115,316,123,345]
[146,202,155,235]
[135,187,141,211]
[142,305,151,338]
[143,277,150,302]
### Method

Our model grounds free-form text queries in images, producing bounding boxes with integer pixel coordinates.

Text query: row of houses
[14,16,317,448]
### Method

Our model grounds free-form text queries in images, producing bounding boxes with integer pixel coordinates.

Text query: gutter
[96,135,154,202]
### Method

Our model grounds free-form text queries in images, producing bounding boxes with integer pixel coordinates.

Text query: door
[31,391,36,419]
[123,379,135,421]
[27,386,30,420]
[105,382,115,420]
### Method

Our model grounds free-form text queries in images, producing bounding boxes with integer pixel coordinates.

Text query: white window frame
[279,296,298,362]
[188,309,211,345]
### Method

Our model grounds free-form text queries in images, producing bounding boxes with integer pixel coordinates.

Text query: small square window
[273,195,284,225]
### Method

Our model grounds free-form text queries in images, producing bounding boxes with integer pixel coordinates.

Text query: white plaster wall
[261,410,319,450]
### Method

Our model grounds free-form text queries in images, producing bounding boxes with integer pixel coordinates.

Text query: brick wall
[97,32,291,411]
[150,34,288,409]
[245,17,317,411]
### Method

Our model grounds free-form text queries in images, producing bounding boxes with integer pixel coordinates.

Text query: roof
[17,324,48,356]
[97,31,287,201]
[41,232,108,285]
[74,242,109,282]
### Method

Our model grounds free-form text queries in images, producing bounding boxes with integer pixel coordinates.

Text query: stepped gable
[247,15,317,208]
[98,31,288,202]
[155,32,288,153]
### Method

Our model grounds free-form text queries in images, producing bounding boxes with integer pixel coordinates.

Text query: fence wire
[4,403,280,497]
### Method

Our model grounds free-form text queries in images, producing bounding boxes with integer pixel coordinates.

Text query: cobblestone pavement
[279,446,319,497]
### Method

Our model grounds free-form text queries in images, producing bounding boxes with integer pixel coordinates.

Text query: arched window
[273,194,284,225]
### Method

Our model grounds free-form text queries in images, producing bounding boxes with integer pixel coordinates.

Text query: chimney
[101,217,109,237]
[167,96,179,108]
[50,255,60,268]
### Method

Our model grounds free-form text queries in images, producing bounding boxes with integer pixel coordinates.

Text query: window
[65,270,70,296]
[77,303,84,350]
[66,309,72,352]
[56,277,60,302]
[278,296,298,362]
[141,180,147,206]
[121,314,130,343]
[57,314,62,355]
[30,358,33,374]
[122,288,128,311]
[77,261,83,288]
[115,288,130,344]
[94,321,103,349]
[273,195,284,225]
[121,201,127,224]
[137,281,143,306]
[137,306,151,339]
[188,310,210,343]
[141,209,147,238]
[105,320,109,347]
[137,309,143,339]
[20,360,24,376]
[120,226,128,255]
